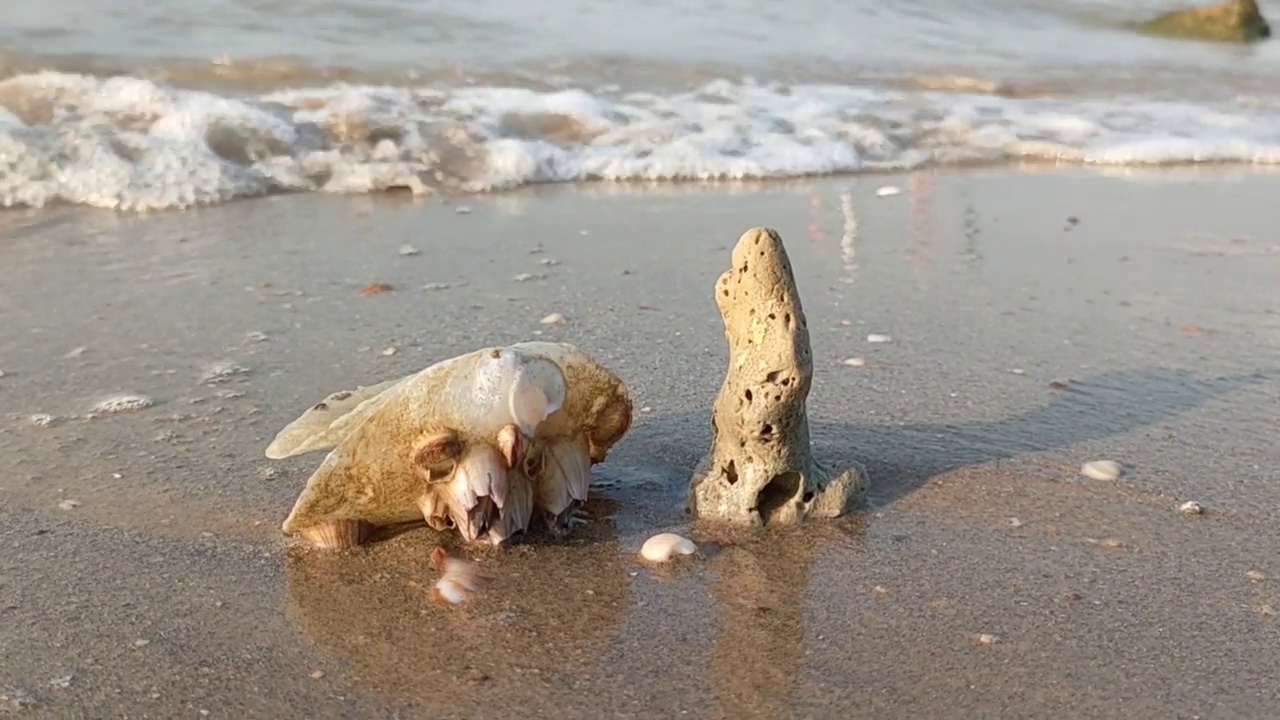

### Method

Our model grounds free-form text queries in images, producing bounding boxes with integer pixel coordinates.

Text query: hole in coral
[803,491,814,503]
[765,370,780,383]
[741,261,749,273]
[724,460,738,485]
[761,423,773,437]
[757,471,801,525]
[767,313,776,320]
[784,313,791,326]
[744,389,753,403]
[722,289,729,297]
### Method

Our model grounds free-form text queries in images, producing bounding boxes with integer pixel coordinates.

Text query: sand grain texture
[1,171,1279,717]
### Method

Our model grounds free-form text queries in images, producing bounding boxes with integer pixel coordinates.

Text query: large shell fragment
[266,342,632,548]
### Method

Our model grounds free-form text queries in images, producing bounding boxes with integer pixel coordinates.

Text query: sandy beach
[2,169,1280,718]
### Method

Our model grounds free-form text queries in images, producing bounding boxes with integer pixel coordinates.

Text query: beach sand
[2,169,1279,718]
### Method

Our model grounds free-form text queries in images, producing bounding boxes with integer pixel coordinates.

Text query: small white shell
[1081,460,1123,481]
[1179,501,1204,516]
[433,577,474,605]
[431,548,485,605]
[639,533,697,562]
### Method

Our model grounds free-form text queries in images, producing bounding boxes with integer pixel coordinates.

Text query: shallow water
[5,1,1280,210]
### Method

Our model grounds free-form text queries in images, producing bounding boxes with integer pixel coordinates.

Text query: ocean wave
[2,70,1280,211]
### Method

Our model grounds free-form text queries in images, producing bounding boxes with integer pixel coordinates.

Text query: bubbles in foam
[4,71,1280,211]
[90,393,156,413]
[201,361,251,385]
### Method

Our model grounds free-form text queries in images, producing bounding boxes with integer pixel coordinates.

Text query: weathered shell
[268,342,632,548]
[1081,460,1123,481]
[265,376,409,460]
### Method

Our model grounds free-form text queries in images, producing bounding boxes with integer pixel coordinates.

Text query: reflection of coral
[283,505,628,704]
[706,524,866,717]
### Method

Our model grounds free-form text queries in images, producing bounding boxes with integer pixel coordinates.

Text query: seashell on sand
[431,548,485,605]
[639,532,697,562]
[1081,460,1123,481]
[1179,500,1205,516]
[266,342,632,548]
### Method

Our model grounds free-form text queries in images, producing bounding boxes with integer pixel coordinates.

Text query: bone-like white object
[266,342,631,548]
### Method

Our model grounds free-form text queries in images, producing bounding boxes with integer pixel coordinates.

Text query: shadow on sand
[619,365,1277,509]
[281,365,1273,714]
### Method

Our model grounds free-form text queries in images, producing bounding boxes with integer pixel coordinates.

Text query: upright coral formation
[688,227,868,526]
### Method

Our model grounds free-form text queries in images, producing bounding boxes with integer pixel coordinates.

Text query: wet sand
[2,170,1279,718]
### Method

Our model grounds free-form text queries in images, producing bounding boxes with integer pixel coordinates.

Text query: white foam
[5,71,1280,211]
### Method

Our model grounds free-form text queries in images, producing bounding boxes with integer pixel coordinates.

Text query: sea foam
[3,71,1280,211]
